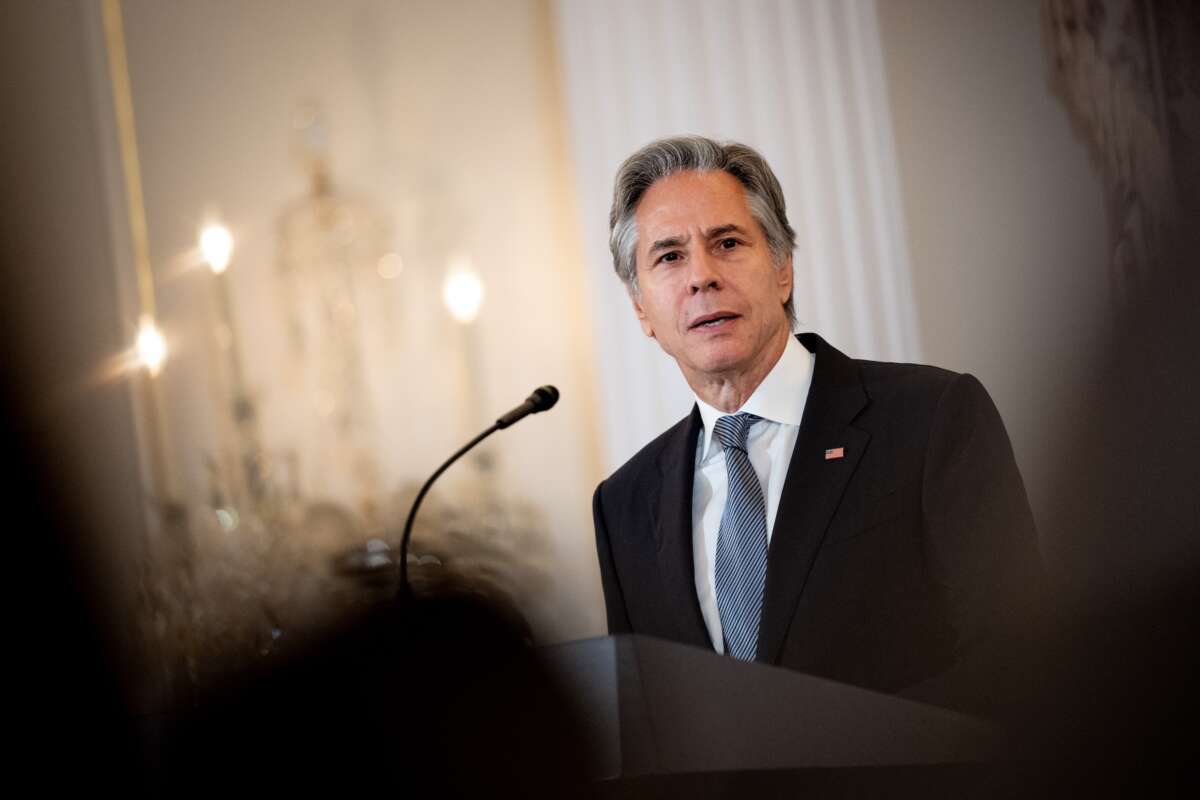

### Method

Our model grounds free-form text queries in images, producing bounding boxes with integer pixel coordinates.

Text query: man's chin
[677,345,754,381]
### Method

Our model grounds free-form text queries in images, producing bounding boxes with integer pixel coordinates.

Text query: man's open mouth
[689,313,740,330]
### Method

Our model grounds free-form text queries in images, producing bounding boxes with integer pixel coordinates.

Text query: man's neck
[686,328,791,413]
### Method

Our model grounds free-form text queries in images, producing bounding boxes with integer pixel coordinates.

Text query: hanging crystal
[275,104,392,520]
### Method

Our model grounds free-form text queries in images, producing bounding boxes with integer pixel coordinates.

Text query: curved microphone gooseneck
[397,385,560,600]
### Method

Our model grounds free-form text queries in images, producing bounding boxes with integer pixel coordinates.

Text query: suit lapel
[757,333,870,664]
[651,406,711,649]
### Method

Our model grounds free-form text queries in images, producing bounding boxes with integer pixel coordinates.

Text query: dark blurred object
[334,537,537,647]
[147,587,591,797]
[3,1,152,791]
[1024,7,1200,789]
[997,221,1200,794]
[3,387,143,793]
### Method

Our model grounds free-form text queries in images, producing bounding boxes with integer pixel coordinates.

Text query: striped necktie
[712,413,769,661]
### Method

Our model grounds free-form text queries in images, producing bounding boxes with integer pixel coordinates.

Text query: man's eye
[659,251,681,263]
[719,238,740,250]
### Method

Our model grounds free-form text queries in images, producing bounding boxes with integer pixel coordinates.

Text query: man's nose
[687,250,721,294]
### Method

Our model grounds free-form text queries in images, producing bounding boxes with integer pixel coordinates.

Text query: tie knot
[713,413,759,453]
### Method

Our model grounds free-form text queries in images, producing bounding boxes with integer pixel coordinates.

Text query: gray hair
[608,135,797,326]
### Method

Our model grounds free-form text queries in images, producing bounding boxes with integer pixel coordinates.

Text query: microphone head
[528,385,560,413]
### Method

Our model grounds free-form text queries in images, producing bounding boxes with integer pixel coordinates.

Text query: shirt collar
[694,333,815,461]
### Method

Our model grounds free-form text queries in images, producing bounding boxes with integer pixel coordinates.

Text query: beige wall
[876,0,1109,543]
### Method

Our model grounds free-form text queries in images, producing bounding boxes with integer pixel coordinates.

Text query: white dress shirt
[691,334,816,654]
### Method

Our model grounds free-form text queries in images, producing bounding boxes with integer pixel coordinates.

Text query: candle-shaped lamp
[135,315,167,375]
[201,222,263,506]
[442,255,490,474]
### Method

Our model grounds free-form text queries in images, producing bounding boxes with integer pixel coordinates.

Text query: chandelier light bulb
[200,224,234,274]
[442,260,484,324]
[135,317,167,375]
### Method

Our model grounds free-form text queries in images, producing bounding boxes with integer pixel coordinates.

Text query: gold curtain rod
[100,0,178,502]
[101,0,156,320]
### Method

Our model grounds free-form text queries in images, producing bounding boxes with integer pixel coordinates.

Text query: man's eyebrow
[704,224,749,239]
[647,234,689,254]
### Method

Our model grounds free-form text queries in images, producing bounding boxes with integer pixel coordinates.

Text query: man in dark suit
[593,136,1044,714]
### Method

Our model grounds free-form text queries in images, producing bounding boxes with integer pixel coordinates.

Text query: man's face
[631,169,793,385]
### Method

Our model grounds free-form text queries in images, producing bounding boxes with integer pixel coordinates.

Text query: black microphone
[495,385,559,429]
[397,385,560,600]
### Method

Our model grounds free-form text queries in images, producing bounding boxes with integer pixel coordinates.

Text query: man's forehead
[635,170,754,237]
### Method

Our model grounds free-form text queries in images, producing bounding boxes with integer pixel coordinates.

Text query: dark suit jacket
[593,333,1044,711]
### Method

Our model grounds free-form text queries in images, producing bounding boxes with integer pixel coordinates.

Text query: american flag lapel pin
[824,447,845,461]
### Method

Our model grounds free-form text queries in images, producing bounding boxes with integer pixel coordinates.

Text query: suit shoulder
[854,358,964,401]
[850,359,1001,429]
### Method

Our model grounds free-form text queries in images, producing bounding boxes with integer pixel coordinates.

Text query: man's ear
[776,254,794,303]
[629,286,655,339]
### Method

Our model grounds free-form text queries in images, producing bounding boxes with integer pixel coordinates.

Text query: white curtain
[555,0,921,472]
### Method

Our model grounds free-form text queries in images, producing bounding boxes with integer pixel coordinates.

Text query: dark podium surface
[540,634,1006,796]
